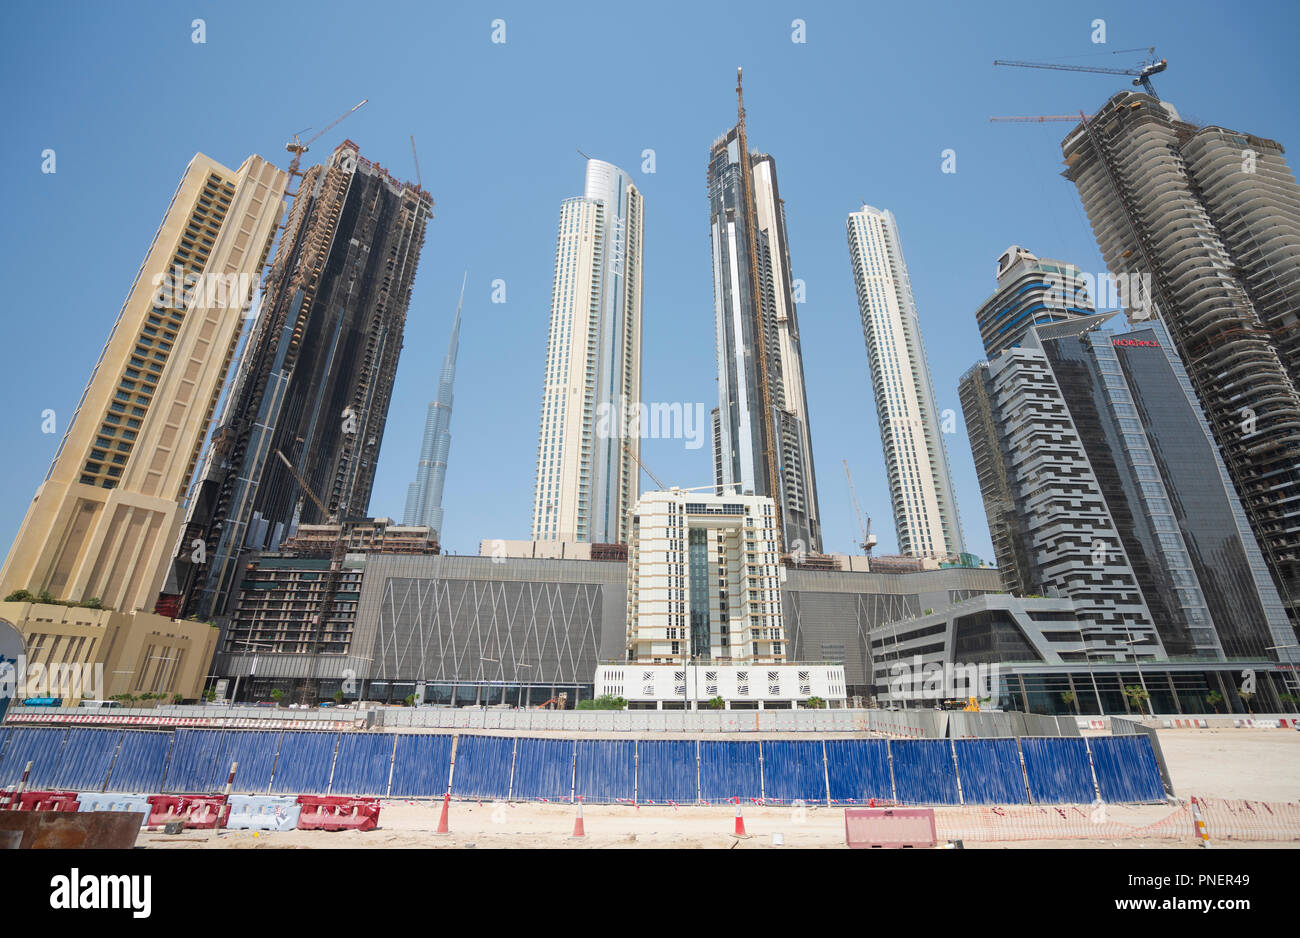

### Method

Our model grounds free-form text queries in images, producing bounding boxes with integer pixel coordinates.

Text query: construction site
[1,703,1297,849]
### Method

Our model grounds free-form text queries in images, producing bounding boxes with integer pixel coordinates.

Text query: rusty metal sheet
[0,810,141,849]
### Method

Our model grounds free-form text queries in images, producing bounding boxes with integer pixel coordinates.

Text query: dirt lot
[135,727,1300,849]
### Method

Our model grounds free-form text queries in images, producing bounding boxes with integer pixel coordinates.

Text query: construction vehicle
[535,692,568,711]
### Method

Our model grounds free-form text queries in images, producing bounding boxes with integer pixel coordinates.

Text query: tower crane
[842,460,877,556]
[285,99,369,177]
[274,450,348,688]
[993,53,1167,98]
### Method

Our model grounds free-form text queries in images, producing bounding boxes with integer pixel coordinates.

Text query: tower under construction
[1061,91,1300,632]
[708,69,822,554]
[167,139,433,622]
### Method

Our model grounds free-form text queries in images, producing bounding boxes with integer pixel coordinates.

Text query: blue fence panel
[51,729,121,791]
[953,738,1030,805]
[389,735,454,797]
[760,740,828,804]
[450,735,514,800]
[1020,737,1097,804]
[635,740,697,804]
[825,739,893,804]
[0,728,67,787]
[1088,736,1165,803]
[574,740,635,804]
[269,732,338,795]
[163,729,231,792]
[890,740,961,805]
[510,738,575,802]
[220,731,281,794]
[330,734,397,796]
[698,741,761,804]
[0,728,8,765]
[105,731,171,792]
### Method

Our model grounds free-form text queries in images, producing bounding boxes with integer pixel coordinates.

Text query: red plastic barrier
[16,791,81,812]
[296,795,380,832]
[145,794,229,829]
[845,807,938,848]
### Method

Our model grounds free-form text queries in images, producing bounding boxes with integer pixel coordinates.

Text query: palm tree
[1060,690,1078,715]
[1122,685,1150,717]
[1205,690,1223,714]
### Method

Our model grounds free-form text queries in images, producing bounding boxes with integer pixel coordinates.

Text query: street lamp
[229,640,274,704]
[482,658,534,707]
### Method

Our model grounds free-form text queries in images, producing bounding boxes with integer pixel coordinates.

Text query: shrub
[4,589,35,603]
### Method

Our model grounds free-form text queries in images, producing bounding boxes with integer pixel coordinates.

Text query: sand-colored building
[0,151,287,699]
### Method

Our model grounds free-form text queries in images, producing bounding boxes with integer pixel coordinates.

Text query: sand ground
[135,727,1300,850]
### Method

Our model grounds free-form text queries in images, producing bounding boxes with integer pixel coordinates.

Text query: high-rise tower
[403,276,465,540]
[0,153,287,612]
[1061,91,1300,630]
[170,140,433,621]
[845,204,964,558]
[708,70,822,553]
[531,158,643,544]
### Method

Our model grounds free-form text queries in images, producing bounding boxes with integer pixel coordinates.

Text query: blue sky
[1,0,1296,561]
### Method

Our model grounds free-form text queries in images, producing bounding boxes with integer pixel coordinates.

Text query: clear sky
[1,0,1296,562]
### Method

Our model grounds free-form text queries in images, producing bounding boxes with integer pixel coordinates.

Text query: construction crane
[993,54,1167,98]
[842,460,877,556]
[285,99,368,177]
[990,114,1096,123]
[275,450,348,691]
[622,437,667,491]
[409,135,422,189]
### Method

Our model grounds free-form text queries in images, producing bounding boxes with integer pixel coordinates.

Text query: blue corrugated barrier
[953,738,1030,805]
[51,729,120,791]
[163,729,230,792]
[1020,736,1097,804]
[510,737,575,802]
[0,728,67,787]
[890,739,961,805]
[389,734,454,797]
[269,732,338,795]
[1088,736,1165,803]
[825,739,893,804]
[760,740,828,804]
[222,731,281,794]
[699,741,761,804]
[105,731,170,792]
[1,725,1171,807]
[330,734,397,796]
[635,740,698,804]
[450,735,514,799]
[574,739,635,804]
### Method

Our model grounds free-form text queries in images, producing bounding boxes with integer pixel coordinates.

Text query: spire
[402,274,467,537]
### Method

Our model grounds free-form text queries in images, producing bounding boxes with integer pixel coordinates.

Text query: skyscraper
[960,312,1295,676]
[1061,91,1300,630]
[403,276,465,540]
[845,204,964,558]
[708,70,821,554]
[531,158,643,545]
[0,152,287,612]
[170,140,433,621]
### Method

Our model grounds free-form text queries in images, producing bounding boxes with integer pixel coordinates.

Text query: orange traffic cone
[572,799,586,838]
[734,801,747,836]
[434,792,451,835]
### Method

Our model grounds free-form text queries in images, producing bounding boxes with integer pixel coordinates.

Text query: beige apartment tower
[0,152,286,698]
